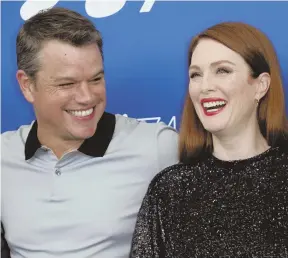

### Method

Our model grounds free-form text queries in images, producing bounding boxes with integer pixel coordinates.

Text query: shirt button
[55,169,61,176]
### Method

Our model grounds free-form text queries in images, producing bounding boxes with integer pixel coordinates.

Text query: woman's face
[189,38,268,137]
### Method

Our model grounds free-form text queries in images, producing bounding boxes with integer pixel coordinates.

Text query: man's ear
[16,70,36,103]
[255,72,271,101]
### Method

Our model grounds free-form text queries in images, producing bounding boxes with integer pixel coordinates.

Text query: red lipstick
[200,98,227,116]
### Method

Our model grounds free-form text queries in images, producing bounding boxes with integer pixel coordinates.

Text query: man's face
[24,40,106,142]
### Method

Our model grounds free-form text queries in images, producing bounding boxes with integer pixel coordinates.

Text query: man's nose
[74,82,94,104]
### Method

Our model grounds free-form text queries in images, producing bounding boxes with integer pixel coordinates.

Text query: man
[1,7,179,258]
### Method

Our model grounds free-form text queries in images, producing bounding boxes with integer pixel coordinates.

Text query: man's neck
[37,127,84,159]
[212,123,270,161]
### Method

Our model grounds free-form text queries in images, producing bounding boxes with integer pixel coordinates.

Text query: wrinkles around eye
[190,68,232,79]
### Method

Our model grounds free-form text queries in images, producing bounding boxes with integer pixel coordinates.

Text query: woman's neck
[212,125,270,161]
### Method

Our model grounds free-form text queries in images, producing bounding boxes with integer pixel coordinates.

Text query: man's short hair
[16,7,103,79]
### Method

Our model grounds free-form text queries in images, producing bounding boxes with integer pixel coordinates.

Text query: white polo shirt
[1,112,179,258]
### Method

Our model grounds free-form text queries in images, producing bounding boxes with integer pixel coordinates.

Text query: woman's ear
[255,72,271,101]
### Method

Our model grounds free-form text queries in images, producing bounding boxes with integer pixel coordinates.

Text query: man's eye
[59,83,74,87]
[92,77,102,82]
[190,72,201,79]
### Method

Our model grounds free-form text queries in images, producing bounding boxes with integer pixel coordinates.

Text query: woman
[130,22,288,257]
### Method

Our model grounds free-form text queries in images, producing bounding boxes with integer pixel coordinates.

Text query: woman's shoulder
[147,162,203,194]
[274,133,288,154]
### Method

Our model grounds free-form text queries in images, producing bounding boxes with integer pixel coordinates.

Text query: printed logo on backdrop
[20,0,156,20]
[123,114,177,129]
[19,0,177,129]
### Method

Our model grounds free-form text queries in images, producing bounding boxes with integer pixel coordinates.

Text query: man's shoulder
[112,114,179,170]
[1,122,34,150]
[114,114,177,137]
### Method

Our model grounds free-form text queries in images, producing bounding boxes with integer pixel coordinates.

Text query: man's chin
[70,127,97,140]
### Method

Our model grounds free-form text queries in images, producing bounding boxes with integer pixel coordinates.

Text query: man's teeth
[203,101,226,108]
[68,108,93,117]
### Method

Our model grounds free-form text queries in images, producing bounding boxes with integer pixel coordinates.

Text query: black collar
[25,112,116,160]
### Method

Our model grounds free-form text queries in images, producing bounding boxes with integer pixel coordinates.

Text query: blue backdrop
[2,1,288,132]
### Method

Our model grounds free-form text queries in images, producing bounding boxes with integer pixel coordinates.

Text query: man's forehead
[37,41,103,76]
[39,40,101,60]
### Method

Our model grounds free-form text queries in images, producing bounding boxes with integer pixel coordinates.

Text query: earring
[255,99,259,105]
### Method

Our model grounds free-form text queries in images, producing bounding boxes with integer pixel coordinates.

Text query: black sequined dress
[130,141,288,258]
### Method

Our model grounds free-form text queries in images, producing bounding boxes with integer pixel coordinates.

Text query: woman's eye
[216,68,231,74]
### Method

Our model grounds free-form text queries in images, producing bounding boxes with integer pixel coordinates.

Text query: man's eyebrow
[90,69,104,78]
[53,69,105,82]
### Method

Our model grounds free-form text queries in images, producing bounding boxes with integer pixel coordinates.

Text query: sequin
[130,143,288,257]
